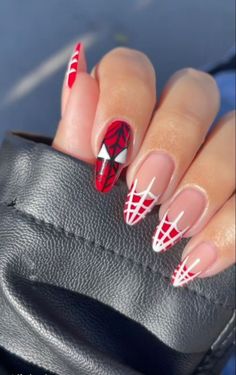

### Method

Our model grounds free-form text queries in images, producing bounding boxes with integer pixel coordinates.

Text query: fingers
[53,45,235,285]
[171,195,235,287]
[153,111,235,252]
[54,73,99,162]
[92,47,157,193]
[53,43,99,163]
[125,68,220,225]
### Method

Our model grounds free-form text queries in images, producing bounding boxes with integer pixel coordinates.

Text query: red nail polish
[66,43,81,88]
[124,178,159,225]
[124,152,174,225]
[171,242,217,287]
[95,120,131,193]
[153,211,188,253]
[171,258,198,287]
[152,188,206,253]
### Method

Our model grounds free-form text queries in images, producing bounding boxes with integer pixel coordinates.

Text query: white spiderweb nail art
[171,256,201,287]
[152,211,189,253]
[124,178,159,225]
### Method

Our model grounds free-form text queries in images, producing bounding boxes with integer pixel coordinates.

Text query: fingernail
[153,188,206,252]
[171,242,217,287]
[124,152,174,225]
[66,43,81,88]
[95,120,131,193]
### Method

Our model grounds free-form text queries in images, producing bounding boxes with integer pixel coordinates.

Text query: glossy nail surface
[66,43,81,88]
[124,152,174,225]
[95,120,131,193]
[124,178,159,225]
[171,242,217,287]
[153,188,206,252]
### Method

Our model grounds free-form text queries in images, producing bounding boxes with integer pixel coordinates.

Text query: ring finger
[153,111,235,253]
[125,68,220,225]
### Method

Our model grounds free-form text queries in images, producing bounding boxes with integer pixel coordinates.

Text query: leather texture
[0,133,235,375]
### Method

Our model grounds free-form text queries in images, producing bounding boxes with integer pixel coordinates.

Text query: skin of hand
[53,44,235,287]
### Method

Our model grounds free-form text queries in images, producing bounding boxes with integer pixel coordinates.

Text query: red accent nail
[66,43,81,88]
[95,120,131,193]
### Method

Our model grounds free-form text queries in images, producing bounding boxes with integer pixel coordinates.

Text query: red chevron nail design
[66,43,81,88]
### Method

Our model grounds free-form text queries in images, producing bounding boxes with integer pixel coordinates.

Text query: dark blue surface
[0,0,235,141]
[223,355,236,375]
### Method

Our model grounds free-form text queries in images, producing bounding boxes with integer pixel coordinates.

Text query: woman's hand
[53,44,235,287]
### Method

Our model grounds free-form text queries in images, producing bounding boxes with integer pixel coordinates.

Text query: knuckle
[220,110,236,125]
[176,68,220,97]
[163,110,204,137]
[108,47,149,63]
[100,47,155,78]
[215,111,236,143]
[169,68,220,116]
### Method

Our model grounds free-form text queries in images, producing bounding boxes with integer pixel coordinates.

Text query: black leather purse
[0,133,235,375]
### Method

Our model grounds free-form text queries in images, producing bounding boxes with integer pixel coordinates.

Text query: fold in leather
[0,133,235,375]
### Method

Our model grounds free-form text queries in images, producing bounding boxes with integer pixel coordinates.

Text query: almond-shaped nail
[95,120,131,193]
[153,188,206,252]
[66,43,81,88]
[124,152,174,225]
[171,242,217,287]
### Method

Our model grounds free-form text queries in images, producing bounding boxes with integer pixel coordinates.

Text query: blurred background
[0,0,235,142]
[0,1,235,373]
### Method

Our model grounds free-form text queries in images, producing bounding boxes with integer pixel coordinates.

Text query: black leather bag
[0,133,235,375]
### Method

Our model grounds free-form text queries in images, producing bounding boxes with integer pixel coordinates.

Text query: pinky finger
[172,195,235,287]
[53,43,99,163]
[61,42,87,115]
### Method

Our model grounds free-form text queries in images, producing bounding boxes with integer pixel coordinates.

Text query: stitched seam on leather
[0,202,234,310]
[218,328,235,349]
